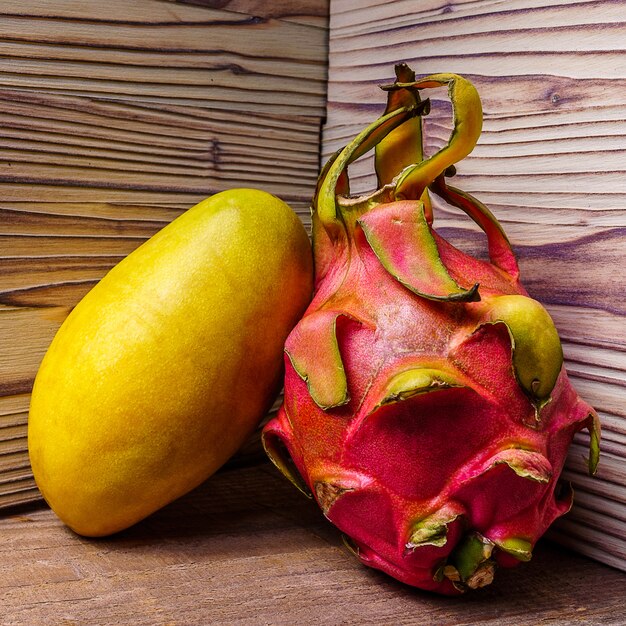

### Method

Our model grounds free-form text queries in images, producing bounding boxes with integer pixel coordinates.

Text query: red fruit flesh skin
[263,70,599,595]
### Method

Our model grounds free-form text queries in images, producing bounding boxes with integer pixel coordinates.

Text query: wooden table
[1,463,624,625]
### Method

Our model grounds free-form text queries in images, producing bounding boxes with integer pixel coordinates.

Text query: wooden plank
[0,464,624,623]
[171,0,330,27]
[0,308,67,396]
[0,90,322,203]
[1,0,329,29]
[0,0,327,115]
[324,0,625,572]
[549,528,626,573]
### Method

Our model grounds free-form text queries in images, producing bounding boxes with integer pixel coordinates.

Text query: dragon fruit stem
[430,174,520,280]
[390,73,483,201]
[375,64,426,187]
[316,105,421,238]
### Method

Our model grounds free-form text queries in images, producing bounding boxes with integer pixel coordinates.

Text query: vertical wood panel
[324,0,625,570]
[0,0,328,508]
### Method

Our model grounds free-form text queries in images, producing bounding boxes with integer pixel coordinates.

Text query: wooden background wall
[1,0,624,573]
[322,0,625,571]
[0,0,328,508]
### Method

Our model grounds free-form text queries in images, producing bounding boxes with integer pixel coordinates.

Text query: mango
[28,189,313,536]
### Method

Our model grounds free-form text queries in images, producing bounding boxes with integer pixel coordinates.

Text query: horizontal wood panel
[0,0,327,115]
[0,483,39,508]
[574,486,626,520]
[562,501,625,542]
[562,468,626,505]
[0,91,322,203]
[325,0,625,571]
[0,308,67,395]
[171,0,329,27]
[549,528,626,572]
[329,0,624,30]
[3,0,329,28]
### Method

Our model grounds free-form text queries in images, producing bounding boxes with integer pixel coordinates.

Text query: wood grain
[324,0,625,571]
[1,464,625,625]
[0,0,327,114]
[170,0,330,27]
[0,0,327,507]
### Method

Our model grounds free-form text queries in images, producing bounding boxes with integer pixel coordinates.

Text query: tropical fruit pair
[29,65,598,595]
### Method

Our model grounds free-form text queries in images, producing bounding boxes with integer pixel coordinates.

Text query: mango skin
[28,189,313,537]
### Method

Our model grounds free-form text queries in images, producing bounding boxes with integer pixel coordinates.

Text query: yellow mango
[28,189,313,536]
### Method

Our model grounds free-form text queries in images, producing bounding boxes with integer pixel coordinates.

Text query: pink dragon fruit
[263,65,600,594]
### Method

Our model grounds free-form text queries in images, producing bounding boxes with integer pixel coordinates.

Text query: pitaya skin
[263,65,600,595]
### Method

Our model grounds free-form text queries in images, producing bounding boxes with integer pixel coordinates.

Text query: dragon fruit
[263,65,600,594]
